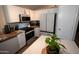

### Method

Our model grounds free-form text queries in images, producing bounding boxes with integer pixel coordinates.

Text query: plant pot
[46,46,59,54]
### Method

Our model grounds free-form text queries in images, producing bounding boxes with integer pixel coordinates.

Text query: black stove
[19,27,34,41]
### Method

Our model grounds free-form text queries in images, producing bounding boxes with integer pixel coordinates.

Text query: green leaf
[59,43,66,49]
[55,38,60,40]
[45,37,50,44]
[55,43,60,50]
[45,34,66,52]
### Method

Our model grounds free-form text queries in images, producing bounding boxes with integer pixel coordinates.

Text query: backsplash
[3,22,30,32]
[7,22,29,27]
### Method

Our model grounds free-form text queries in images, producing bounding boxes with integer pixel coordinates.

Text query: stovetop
[20,27,34,33]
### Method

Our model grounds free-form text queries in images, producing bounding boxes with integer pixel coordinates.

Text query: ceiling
[16,5,57,10]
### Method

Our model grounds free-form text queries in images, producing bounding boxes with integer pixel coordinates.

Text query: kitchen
[0,5,79,54]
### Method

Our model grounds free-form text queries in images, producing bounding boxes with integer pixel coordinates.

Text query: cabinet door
[40,14,47,31]
[34,27,40,37]
[7,6,20,23]
[46,13,55,32]
[25,9,30,17]
[3,6,26,23]
[17,32,26,48]
[0,37,19,54]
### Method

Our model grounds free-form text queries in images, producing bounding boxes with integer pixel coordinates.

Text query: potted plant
[45,34,66,54]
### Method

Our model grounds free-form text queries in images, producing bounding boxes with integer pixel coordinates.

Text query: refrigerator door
[40,13,47,31]
[56,6,79,40]
[46,13,55,33]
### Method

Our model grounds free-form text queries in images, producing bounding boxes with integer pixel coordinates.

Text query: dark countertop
[0,30,24,43]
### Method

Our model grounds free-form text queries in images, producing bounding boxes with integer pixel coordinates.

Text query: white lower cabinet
[0,37,19,54]
[34,27,40,37]
[17,32,26,48]
[0,32,26,54]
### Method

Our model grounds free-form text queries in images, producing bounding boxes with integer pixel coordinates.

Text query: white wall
[32,9,48,20]
[30,10,35,20]
[0,6,6,32]
[30,8,58,21]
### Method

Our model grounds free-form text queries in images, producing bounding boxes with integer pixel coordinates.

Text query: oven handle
[25,30,34,35]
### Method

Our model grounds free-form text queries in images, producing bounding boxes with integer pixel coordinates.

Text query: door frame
[72,8,79,41]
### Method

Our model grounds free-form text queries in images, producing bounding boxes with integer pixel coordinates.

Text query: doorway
[75,21,79,48]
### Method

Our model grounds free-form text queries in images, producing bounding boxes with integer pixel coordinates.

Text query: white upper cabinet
[17,7,25,15]
[3,5,30,23]
[25,9,30,17]
[4,6,20,23]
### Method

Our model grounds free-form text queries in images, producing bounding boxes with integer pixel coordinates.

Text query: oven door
[25,30,34,41]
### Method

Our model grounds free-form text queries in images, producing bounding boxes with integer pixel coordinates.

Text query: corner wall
[0,6,6,32]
